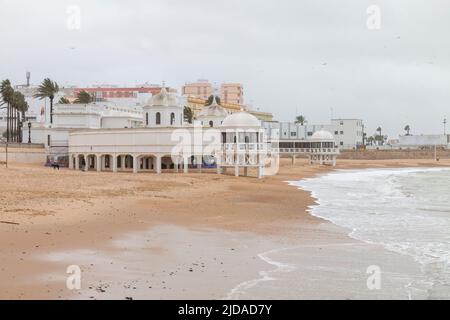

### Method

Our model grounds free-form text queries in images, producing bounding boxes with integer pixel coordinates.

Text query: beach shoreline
[1,158,449,300]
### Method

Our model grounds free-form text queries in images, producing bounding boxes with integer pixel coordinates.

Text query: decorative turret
[197,94,228,128]
[143,87,183,127]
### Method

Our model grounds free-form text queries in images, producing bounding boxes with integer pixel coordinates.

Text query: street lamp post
[28,122,32,144]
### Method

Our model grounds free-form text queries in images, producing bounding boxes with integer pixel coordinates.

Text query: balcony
[222,143,270,153]
[277,147,339,155]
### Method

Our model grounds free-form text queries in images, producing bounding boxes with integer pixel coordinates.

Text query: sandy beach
[1,158,449,300]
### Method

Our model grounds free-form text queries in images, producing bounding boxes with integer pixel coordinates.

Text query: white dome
[147,87,178,107]
[221,112,261,128]
[311,130,335,140]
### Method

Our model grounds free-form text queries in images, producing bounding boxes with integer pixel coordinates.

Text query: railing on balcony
[222,143,270,153]
[276,147,339,154]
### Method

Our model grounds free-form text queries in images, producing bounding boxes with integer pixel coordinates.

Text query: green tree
[19,98,29,142]
[74,90,94,104]
[0,83,28,143]
[184,106,194,124]
[33,78,59,124]
[11,91,27,142]
[375,127,384,145]
[58,97,71,104]
[376,127,382,139]
[404,125,411,136]
[1,80,15,142]
[295,115,307,125]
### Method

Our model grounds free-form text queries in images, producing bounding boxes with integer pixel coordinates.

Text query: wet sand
[1,158,449,300]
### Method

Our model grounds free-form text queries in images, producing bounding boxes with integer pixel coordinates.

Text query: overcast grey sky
[0,0,449,137]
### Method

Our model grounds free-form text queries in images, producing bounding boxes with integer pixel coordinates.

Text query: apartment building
[182,80,244,105]
[263,119,364,150]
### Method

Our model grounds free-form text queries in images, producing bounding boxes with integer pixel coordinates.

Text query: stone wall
[0,143,47,164]
[339,149,450,160]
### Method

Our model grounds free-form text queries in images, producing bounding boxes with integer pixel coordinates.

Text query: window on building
[340,121,344,125]
[340,131,344,135]
[146,113,149,126]
[340,142,344,146]
[170,113,175,125]
[307,132,313,136]
[290,132,297,137]
[209,121,214,128]
[335,131,338,135]
[156,112,161,125]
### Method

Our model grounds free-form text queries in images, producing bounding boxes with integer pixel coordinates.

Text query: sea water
[293,167,450,298]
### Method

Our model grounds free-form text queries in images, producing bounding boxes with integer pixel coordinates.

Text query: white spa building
[68,88,272,178]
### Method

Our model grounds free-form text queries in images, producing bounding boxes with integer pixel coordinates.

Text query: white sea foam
[225,247,297,300]
[291,167,450,297]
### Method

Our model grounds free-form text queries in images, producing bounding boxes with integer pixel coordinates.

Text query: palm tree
[1,83,28,142]
[295,115,307,125]
[363,132,367,146]
[14,92,29,142]
[33,78,59,124]
[376,127,382,137]
[12,91,26,142]
[58,97,71,104]
[404,125,411,136]
[184,106,194,124]
[375,127,383,145]
[1,80,14,142]
[74,90,94,104]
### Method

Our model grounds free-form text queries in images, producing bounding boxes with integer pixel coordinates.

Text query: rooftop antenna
[26,71,31,87]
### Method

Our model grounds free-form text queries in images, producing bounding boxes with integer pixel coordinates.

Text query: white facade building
[219,111,267,178]
[306,131,339,166]
[397,134,450,148]
[264,118,364,150]
[53,103,143,129]
[68,91,271,178]
[22,102,145,165]
[15,85,343,171]
[142,87,183,127]
[196,96,229,128]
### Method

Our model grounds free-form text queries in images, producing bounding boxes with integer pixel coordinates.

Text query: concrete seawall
[340,149,450,160]
[0,144,47,164]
